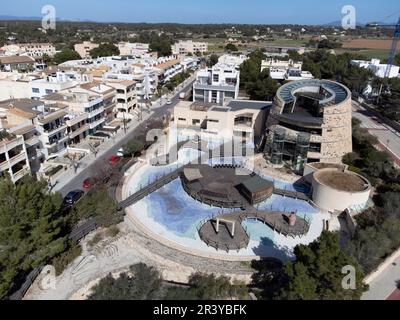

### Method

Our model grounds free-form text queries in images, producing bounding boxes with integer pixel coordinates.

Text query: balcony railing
[43,124,68,136]
[68,124,90,139]
[12,166,30,182]
[9,152,27,166]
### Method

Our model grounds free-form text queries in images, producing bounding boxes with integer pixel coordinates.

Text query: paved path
[24,218,254,300]
[362,254,400,300]
[54,78,195,197]
[352,101,400,166]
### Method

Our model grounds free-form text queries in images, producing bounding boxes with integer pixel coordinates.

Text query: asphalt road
[59,80,194,197]
[352,101,400,165]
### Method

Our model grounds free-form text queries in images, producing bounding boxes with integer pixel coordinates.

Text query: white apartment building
[107,80,137,118]
[0,131,31,183]
[261,58,314,81]
[172,40,208,56]
[0,43,57,58]
[117,42,150,57]
[0,72,32,100]
[74,41,100,59]
[153,56,183,83]
[193,63,240,105]
[350,59,400,78]
[174,99,270,144]
[43,91,106,135]
[218,54,248,67]
[0,99,69,160]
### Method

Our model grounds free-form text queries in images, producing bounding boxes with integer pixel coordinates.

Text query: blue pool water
[128,150,323,260]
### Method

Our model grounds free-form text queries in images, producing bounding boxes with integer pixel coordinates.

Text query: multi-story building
[0,56,36,72]
[172,40,208,56]
[264,79,353,173]
[0,43,57,58]
[74,41,100,59]
[174,99,270,145]
[117,42,150,57]
[107,80,137,117]
[0,131,31,183]
[76,82,117,123]
[350,58,400,78]
[153,57,183,83]
[218,54,248,67]
[0,99,68,162]
[261,58,314,81]
[43,91,105,135]
[193,63,240,105]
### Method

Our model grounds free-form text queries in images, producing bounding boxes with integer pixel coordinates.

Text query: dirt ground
[342,39,400,50]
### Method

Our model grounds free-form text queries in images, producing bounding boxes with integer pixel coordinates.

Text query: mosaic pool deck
[126,133,328,261]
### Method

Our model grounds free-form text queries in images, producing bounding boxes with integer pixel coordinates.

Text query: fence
[6,217,99,300]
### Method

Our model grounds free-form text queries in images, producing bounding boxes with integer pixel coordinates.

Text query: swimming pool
[126,149,327,261]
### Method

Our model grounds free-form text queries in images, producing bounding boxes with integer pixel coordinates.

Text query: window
[45,89,53,95]
[192,119,201,125]
[208,119,219,123]
[213,74,219,82]
[178,118,186,121]
[32,88,40,93]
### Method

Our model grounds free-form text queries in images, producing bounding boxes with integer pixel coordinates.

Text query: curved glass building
[264,79,353,173]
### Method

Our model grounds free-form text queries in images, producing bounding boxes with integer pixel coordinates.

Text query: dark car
[64,190,84,205]
[83,177,98,189]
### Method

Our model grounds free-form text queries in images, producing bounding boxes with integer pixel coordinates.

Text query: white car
[116,148,125,157]
[166,100,172,105]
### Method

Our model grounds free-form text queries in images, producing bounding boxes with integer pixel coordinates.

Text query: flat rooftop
[314,170,370,193]
[177,100,271,113]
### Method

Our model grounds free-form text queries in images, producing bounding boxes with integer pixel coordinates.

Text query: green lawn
[264,39,310,46]
[335,48,390,61]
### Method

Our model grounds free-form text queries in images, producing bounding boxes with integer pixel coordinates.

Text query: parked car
[83,177,98,189]
[108,155,122,166]
[166,99,172,105]
[64,190,84,205]
[116,148,125,157]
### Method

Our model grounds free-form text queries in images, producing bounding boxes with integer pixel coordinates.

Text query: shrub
[52,243,82,276]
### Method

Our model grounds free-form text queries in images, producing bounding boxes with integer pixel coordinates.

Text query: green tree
[0,176,67,298]
[277,231,368,300]
[165,272,248,300]
[90,43,120,58]
[225,43,238,52]
[89,263,163,300]
[149,33,172,57]
[123,139,145,157]
[73,188,123,228]
[207,54,219,67]
[53,48,81,64]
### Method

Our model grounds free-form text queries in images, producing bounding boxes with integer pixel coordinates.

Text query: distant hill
[0,15,42,21]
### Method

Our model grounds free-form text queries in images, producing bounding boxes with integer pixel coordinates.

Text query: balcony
[193,82,236,92]
[88,107,105,119]
[24,136,40,148]
[89,118,105,130]
[44,135,68,148]
[0,159,9,171]
[66,113,88,127]
[9,152,27,167]
[12,166,30,182]
[42,124,68,137]
[68,124,90,139]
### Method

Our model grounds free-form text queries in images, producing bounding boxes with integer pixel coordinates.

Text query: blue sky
[1,0,399,24]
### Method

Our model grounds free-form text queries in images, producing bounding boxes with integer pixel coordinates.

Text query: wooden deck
[198,209,310,252]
